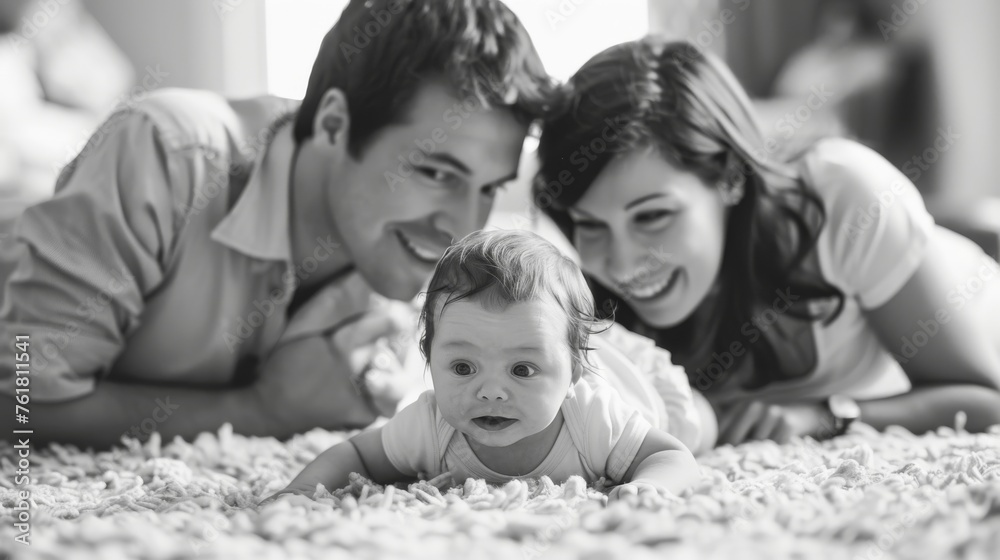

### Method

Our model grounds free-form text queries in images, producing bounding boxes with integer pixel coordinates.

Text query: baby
[268,230,701,502]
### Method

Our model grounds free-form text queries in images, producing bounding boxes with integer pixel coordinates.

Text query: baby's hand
[423,471,456,490]
[257,482,321,507]
[607,481,674,506]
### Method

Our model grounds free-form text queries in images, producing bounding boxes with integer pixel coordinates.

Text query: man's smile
[395,230,446,264]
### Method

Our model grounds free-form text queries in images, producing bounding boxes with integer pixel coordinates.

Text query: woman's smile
[623,268,682,301]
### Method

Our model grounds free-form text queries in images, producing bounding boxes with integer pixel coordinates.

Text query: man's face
[328,81,529,300]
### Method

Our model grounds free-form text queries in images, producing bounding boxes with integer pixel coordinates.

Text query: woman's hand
[716,400,835,446]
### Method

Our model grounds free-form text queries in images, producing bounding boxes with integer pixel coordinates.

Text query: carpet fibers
[1,423,999,560]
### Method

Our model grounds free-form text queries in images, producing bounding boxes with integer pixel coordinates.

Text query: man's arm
[0,380,273,449]
[0,323,397,449]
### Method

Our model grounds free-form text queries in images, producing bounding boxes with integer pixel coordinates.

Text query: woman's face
[567,147,730,328]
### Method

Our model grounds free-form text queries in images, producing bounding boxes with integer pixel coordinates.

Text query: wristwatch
[826,395,861,437]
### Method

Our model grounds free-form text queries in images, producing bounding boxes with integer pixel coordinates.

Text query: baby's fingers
[608,484,638,503]
[258,489,296,507]
[636,484,661,499]
[258,494,279,507]
[636,484,674,507]
[426,471,456,490]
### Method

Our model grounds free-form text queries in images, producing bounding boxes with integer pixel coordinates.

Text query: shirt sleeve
[595,323,702,451]
[570,380,651,484]
[0,109,181,401]
[380,390,445,478]
[807,138,936,309]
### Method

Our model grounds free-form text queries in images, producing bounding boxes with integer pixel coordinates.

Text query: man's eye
[481,183,506,198]
[453,362,475,376]
[511,363,537,378]
[418,167,455,184]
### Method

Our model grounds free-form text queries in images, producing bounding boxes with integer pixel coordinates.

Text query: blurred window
[263,0,649,98]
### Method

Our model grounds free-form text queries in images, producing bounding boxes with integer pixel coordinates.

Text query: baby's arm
[611,429,700,502]
[261,428,407,503]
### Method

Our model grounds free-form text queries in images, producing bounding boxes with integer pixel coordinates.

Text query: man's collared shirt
[0,88,375,402]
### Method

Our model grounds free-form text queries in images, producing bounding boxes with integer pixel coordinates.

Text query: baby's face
[428,298,575,448]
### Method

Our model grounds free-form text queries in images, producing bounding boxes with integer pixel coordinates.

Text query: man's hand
[330,301,424,418]
[251,301,420,436]
[251,333,378,435]
[716,400,834,446]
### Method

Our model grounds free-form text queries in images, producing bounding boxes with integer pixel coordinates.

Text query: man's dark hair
[293,0,555,157]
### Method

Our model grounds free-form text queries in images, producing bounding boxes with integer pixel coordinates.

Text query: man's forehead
[381,86,527,183]
[398,80,526,133]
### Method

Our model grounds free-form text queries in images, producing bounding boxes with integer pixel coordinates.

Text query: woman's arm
[716,387,1000,447]
[862,234,1000,431]
[713,241,1000,446]
[793,139,1000,433]
[865,236,1000,390]
[858,384,1000,433]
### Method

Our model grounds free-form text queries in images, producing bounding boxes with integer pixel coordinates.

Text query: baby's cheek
[524,390,564,420]
[434,388,459,411]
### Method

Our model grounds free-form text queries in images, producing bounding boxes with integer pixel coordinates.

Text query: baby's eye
[452,362,476,376]
[511,363,537,378]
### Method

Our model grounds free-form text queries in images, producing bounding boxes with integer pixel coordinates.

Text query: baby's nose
[476,383,508,401]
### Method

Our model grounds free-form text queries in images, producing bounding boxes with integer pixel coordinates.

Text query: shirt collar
[210,116,297,264]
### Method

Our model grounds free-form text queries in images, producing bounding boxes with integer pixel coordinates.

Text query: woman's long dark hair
[534,38,845,390]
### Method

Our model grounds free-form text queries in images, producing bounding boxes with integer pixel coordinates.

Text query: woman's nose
[607,235,645,286]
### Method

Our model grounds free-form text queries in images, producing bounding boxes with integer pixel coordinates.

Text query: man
[0,0,553,448]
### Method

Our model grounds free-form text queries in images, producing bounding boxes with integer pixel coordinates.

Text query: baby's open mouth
[472,416,517,431]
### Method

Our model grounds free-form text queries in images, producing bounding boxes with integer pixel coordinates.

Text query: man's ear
[312,88,351,149]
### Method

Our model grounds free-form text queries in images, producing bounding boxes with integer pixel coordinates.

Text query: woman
[533,37,1000,447]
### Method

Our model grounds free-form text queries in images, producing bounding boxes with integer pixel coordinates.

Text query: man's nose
[433,191,488,242]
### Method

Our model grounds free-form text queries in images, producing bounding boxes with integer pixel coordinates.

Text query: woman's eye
[635,210,673,225]
[452,362,475,376]
[511,363,537,378]
[573,220,605,232]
